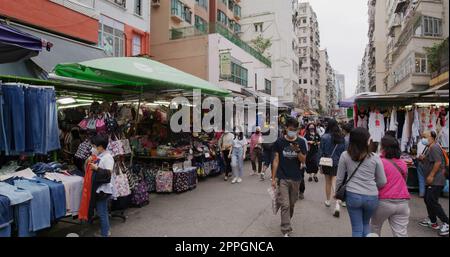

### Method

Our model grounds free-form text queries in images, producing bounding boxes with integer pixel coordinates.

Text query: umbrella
[54,57,230,97]
[0,23,45,63]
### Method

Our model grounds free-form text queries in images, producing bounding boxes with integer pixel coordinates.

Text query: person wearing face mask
[88,135,114,237]
[271,118,307,237]
[250,127,263,176]
[219,131,234,181]
[336,128,386,237]
[418,131,449,236]
[305,123,321,183]
[229,129,247,184]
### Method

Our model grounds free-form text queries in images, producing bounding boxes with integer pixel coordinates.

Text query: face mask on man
[287,130,297,139]
[421,138,429,146]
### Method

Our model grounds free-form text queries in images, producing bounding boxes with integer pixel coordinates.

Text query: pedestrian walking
[418,131,449,236]
[317,123,325,137]
[219,131,234,181]
[305,123,321,183]
[336,128,386,237]
[371,135,410,237]
[342,122,353,150]
[319,119,346,216]
[261,128,276,181]
[229,131,247,184]
[271,117,307,237]
[250,126,263,176]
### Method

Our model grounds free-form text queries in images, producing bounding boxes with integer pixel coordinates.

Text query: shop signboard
[220,52,232,78]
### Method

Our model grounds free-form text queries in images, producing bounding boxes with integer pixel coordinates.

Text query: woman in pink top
[250,127,263,176]
[371,135,410,237]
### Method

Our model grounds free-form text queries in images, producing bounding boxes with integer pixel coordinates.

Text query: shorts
[321,166,337,176]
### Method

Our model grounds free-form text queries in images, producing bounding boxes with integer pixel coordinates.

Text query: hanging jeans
[24,87,45,154]
[0,86,9,155]
[231,147,244,178]
[1,85,25,153]
[96,196,110,237]
[346,191,379,237]
[43,89,60,152]
[414,160,425,197]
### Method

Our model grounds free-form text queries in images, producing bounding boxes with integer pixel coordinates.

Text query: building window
[183,6,192,24]
[222,62,248,87]
[423,16,442,37]
[255,73,258,88]
[302,18,307,24]
[217,10,228,26]
[254,23,263,32]
[171,0,183,17]
[195,0,208,10]
[303,79,307,84]
[108,0,126,8]
[195,15,207,32]
[415,53,428,74]
[134,0,142,15]
[132,35,141,56]
[98,19,125,57]
[234,23,241,33]
[264,79,271,94]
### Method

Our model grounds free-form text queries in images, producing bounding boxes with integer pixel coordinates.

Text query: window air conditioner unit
[151,0,161,7]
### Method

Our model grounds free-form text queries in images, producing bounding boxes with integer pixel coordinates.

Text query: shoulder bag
[386,159,407,180]
[335,157,366,201]
[319,145,338,167]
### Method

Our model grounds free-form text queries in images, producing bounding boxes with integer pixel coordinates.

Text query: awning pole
[130,85,144,167]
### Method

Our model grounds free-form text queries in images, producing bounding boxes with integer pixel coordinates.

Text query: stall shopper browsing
[219,131,234,181]
[271,118,307,237]
[85,135,114,237]
[418,131,449,236]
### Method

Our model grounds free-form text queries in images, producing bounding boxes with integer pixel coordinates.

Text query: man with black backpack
[418,131,449,236]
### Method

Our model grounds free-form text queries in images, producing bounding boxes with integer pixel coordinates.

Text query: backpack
[437,144,449,179]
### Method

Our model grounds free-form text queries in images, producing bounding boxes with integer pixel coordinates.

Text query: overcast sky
[305,0,368,98]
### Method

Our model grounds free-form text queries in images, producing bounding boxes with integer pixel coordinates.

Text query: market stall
[354,89,449,193]
[0,57,231,237]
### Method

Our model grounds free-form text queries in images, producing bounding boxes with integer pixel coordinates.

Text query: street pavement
[42,161,449,237]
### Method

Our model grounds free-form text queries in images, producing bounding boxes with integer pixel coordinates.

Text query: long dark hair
[348,127,371,161]
[381,136,401,159]
[326,119,344,144]
[306,123,316,136]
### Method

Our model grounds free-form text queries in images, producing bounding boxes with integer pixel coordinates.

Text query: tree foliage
[251,35,272,56]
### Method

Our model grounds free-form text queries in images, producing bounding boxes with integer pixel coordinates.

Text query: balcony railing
[169,22,272,67]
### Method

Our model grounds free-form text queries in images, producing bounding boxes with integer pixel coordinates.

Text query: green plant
[425,37,448,73]
[251,35,272,56]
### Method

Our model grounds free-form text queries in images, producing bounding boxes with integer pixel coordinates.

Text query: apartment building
[150,0,271,97]
[366,0,388,93]
[384,0,449,93]
[319,49,337,115]
[357,45,371,93]
[0,0,150,76]
[335,73,345,103]
[294,2,321,111]
[239,0,300,108]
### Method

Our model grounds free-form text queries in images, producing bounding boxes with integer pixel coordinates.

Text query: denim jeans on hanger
[414,159,425,197]
[0,86,10,155]
[24,87,45,154]
[44,89,61,153]
[1,85,25,153]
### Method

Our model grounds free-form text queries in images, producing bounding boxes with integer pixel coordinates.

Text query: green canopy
[54,57,230,97]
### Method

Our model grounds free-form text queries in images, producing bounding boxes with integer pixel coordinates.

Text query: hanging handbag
[86,118,97,130]
[112,162,131,198]
[78,119,88,130]
[105,112,118,133]
[319,145,338,167]
[96,116,107,133]
[75,140,92,160]
[107,134,125,157]
[335,157,366,201]
[121,138,132,155]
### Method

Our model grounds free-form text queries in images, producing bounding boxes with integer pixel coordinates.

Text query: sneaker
[231,177,238,184]
[237,177,242,183]
[324,200,331,207]
[224,175,228,181]
[333,203,341,218]
[299,193,304,200]
[419,218,440,230]
[260,173,265,181]
[313,176,319,183]
[342,202,347,207]
[439,223,449,236]
[308,177,313,182]
[283,233,290,237]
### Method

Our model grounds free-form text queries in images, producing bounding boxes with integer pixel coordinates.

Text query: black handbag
[335,157,366,201]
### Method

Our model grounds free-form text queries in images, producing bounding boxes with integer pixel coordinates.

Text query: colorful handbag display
[86,118,97,131]
[75,140,92,160]
[156,163,173,193]
[96,116,107,133]
[78,119,88,130]
[121,139,132,154]
[112,162,131,198]
[107,135,125,157]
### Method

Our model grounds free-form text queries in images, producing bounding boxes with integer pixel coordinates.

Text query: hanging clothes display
[78,156,97,221]
[400,110,413,152]
[44,172,83,216]
[389,107,398,133]
[439,111,449,148]
[368,110,385,143]
[411,107,421,144]
[0,84,61,155]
